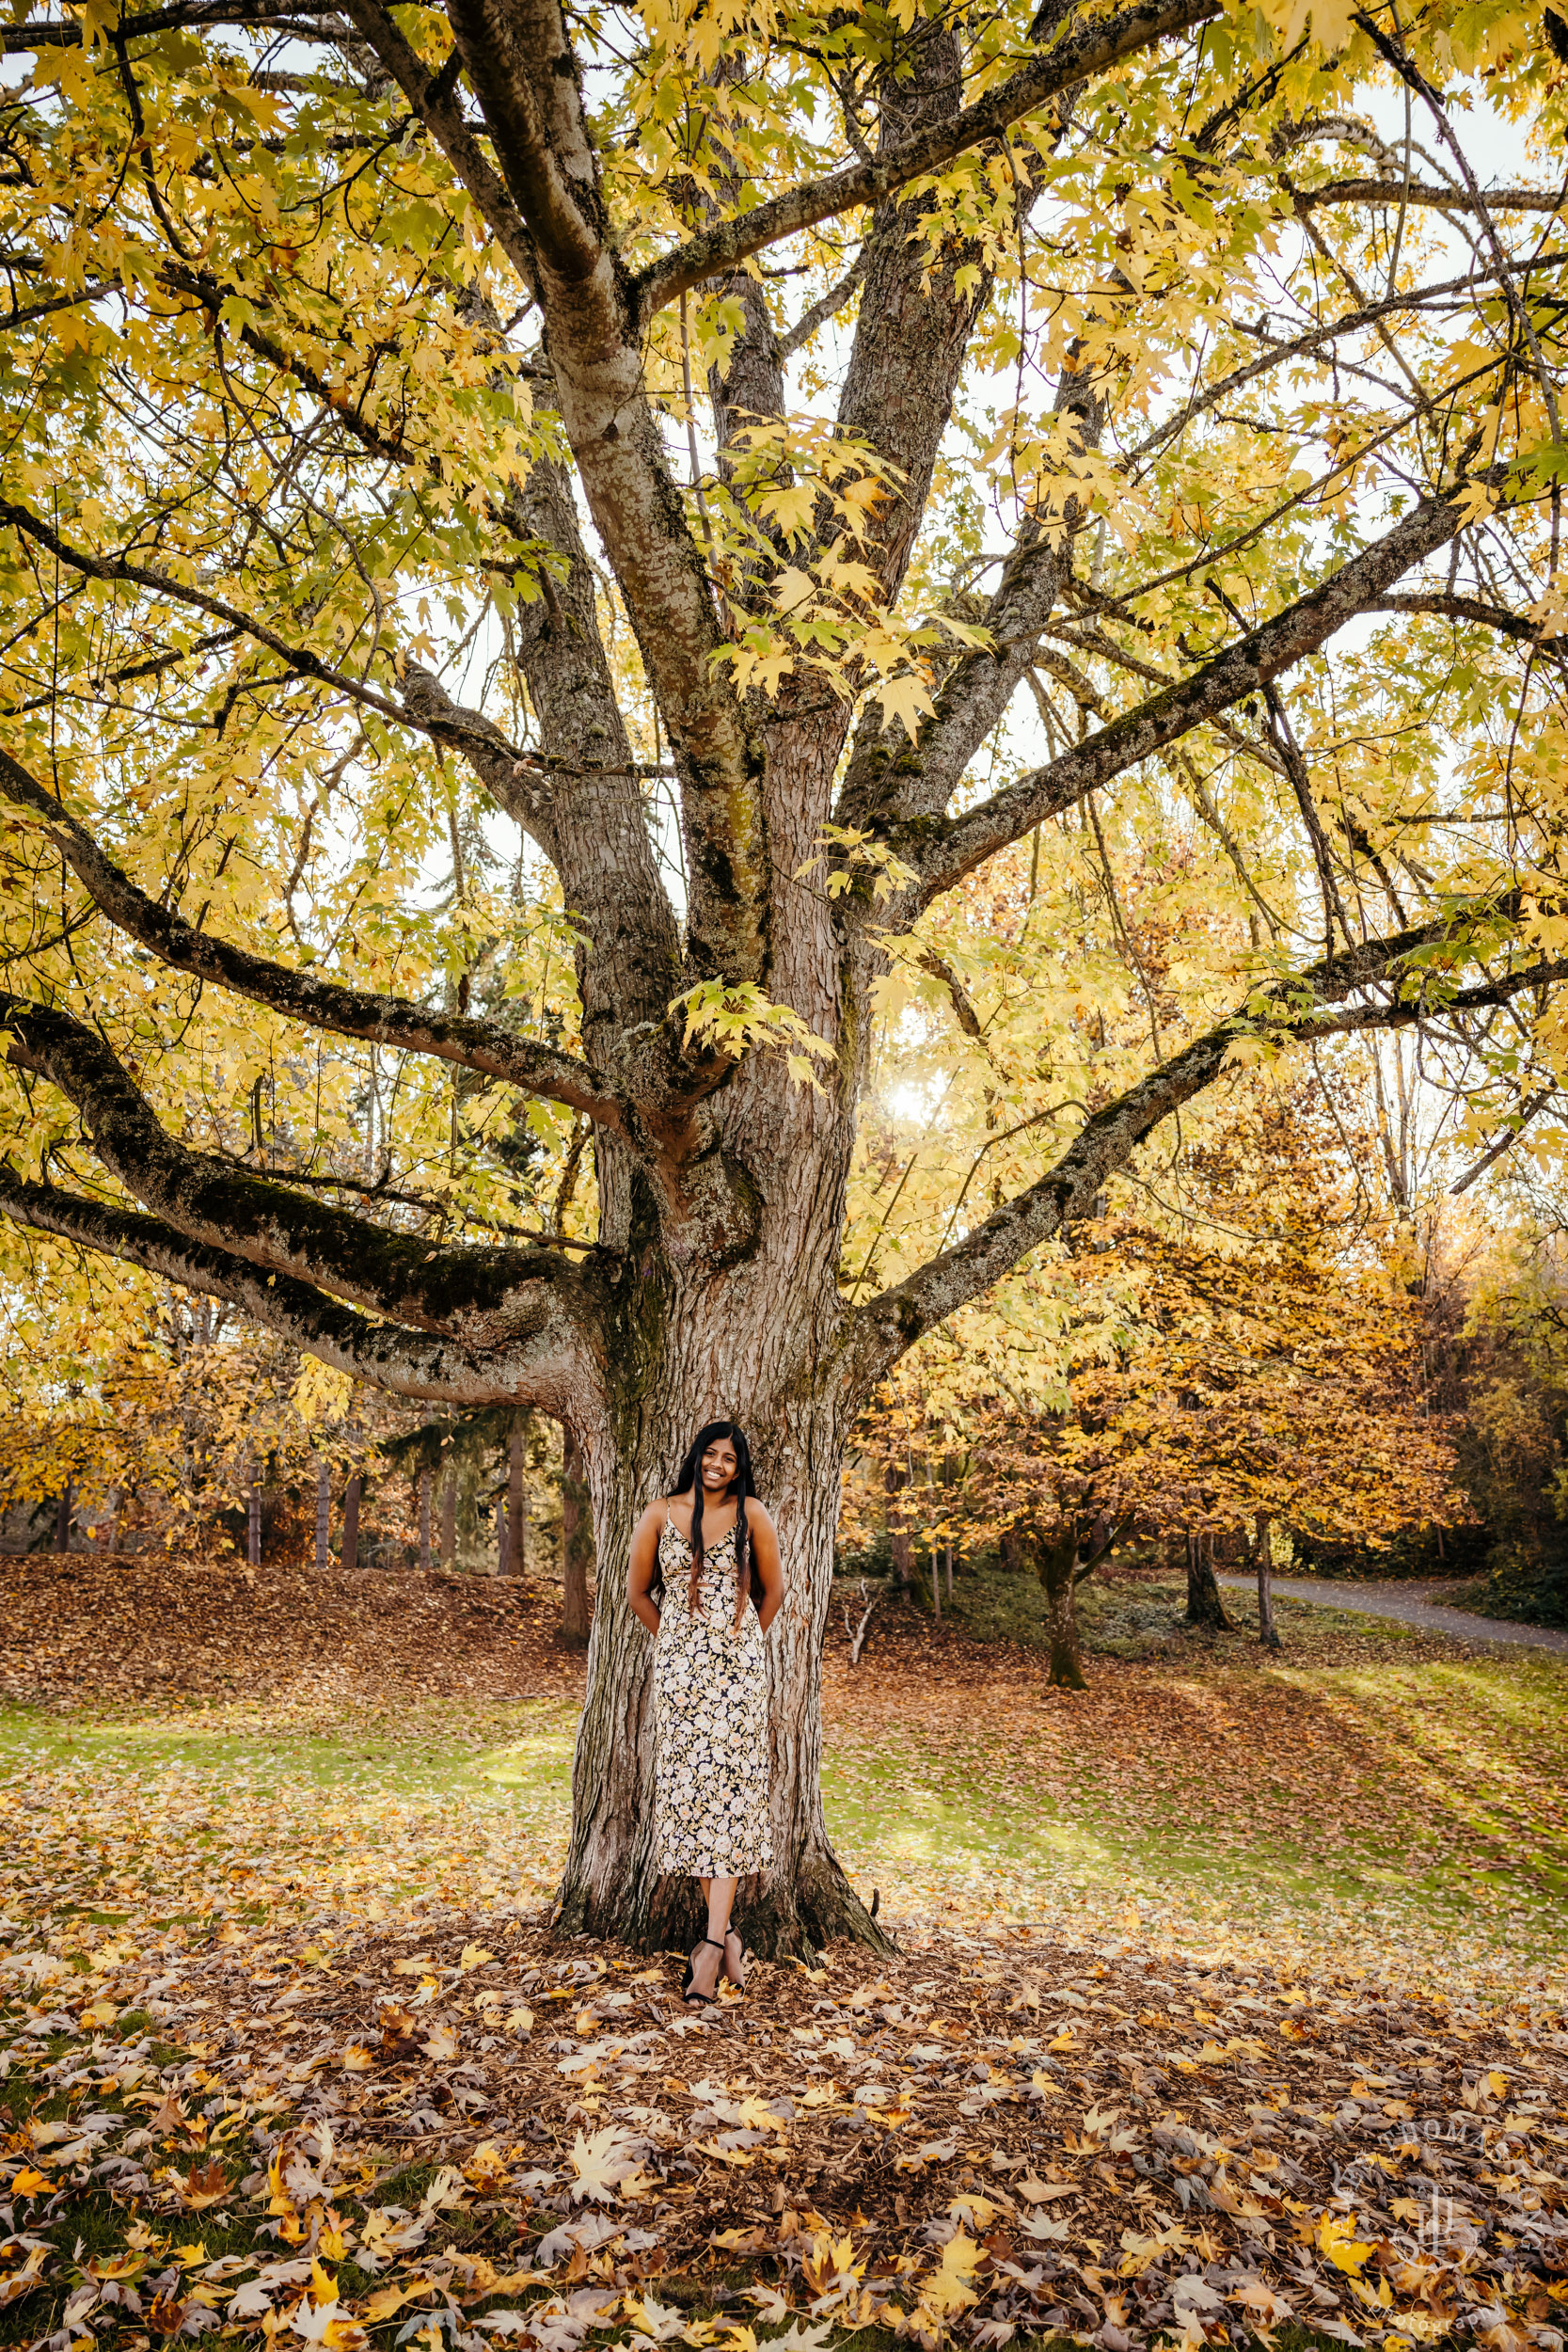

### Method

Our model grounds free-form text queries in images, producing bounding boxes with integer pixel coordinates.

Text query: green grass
[5,1566,1567,1992]
[822,1565,1568,1989]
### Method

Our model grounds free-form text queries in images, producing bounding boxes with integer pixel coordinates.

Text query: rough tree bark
[341,1475,361,1576]
[440,1460,457,1567]
[1253,1515,1281,1650]
[507,1421,527,1582]
[0,0,1552,1960]
[316,1459,330,1576]
[1036,1532,1087,1690]
[1185,1531,1237,1631]
[561,1425,593,1646]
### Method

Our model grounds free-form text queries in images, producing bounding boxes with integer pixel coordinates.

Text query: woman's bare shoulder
[743,1495,777,1533]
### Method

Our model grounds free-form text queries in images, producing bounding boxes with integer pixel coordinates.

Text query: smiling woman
[626,1422,784,1999]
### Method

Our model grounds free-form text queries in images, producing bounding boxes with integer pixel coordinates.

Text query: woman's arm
[627,1502,666,1635]
[745,1499,784,1632]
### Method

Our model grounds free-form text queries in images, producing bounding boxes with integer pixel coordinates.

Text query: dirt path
[1216,1569,1568,1653]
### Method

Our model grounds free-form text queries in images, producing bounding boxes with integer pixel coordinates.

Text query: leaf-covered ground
[2,1551,1566,2352]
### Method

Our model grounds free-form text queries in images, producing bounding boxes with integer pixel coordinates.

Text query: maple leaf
[568,2124,649,2202]
[922,2232,982,2317]
[626,2296,691,2342]
[1319,2215,1378,2276]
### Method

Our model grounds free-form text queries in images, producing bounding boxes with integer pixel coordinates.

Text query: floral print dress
[653,1511,773,1878]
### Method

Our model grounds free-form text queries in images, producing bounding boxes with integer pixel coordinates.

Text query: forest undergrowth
[1,1553,1565,2352]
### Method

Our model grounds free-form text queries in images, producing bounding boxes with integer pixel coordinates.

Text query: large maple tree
[2,0,1566,1950]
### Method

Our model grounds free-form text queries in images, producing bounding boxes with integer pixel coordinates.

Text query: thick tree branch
[831,24,1006,617]
[0,750,621,1125]
[838,371,1100,831]
[493,427,685,1055]
[346,0,768,986]
[1,0,341,49]
[0,1167,577,1408]
[630,0,1219,317]
[3,995,602,1345]
[1294,177,1564,215]
[336,0,541,290]
[894,482,1482,910]
[1371,591,1556,646]
[846,911,1560,1388]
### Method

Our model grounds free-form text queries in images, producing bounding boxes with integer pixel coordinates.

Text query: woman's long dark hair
[673,1421,758,1618]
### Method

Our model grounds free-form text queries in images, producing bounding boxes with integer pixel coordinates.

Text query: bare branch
[1,0,342,50]
[1294,177,1565,215]
[0,497,555,780]
[778,255,866,358]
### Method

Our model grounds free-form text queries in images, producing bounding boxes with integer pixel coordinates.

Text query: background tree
[2,0,1566,1949]
[847,1078,1464,1682]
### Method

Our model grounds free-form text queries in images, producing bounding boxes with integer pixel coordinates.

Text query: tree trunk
[1037,1532,1086,1690]
[929,1543,941,1622]
[418,1466,432,1573]
[944,1539,954,1606]
[507,1420,526,1581]
[554,1364,885,1963]
[561,1424,593,1647]
[440,1461,457,1566]
[885,1462,911,1591]
[1185,1530,1236,1629]
[247,1479,261,1567]
[315,1457,330,1575]
[341,1474,360,1574]
[1255,1515,1280,1650]
[54,1484,73,1551]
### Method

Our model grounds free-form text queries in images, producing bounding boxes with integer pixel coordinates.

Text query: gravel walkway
[1215,1571,1568,1654]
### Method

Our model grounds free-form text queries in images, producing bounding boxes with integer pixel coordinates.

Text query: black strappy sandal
[681,1937,725,2004]
[721,1929,751,1992]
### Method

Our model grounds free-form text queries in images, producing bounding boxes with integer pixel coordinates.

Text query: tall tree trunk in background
[341,1474,360,1575]
[507,1421,527,1581]
[315,1458,329,1575]
[440,1461,457,1566]
[561,1425,593,1647]
[54,1484,72,1552]
[885,1463,911,1591]
[1185,1531,1235,1629]
[418,1467,432,1574]
[247,1480,261,1567]
[1254,1515,1280,1649]
[1036,1532,1087,1690]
